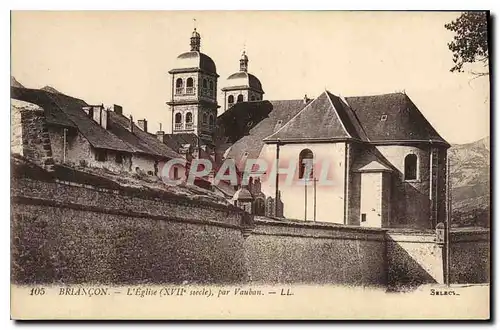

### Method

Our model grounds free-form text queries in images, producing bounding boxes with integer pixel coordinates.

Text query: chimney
[303,94,310,104]
[100,107,108,130]
[137,119,148,132]
[128,115,134,133]
[113,104,123,115]
[156,131,165,143]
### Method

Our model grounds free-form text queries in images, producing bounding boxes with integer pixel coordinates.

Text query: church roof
[217,99,308,170]
[222,72,264,93]
[264,91,360,142]
[264,90,448,146]
[169,51,217,75]
[345,93,448,145]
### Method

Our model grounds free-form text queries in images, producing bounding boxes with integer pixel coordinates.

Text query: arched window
[203,78,208,88]
[175,113,182,123]
[175,78,183,94]
[237,94,244,103]
[404,154,418,180]
[174,113,182,130]
[185,112,193,123]
[209,81,214,92]
[202,112,208,124]
[299,149,314,179]
[186,77,194,94]
[250,95,255,101]
[228,95,234,105]
[209,114,214,127]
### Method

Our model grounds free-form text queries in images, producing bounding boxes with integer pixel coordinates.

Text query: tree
[444,12,489,77]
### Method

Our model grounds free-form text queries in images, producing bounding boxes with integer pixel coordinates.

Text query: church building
[164,28,451,230]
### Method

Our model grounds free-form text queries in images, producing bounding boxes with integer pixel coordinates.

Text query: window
[202,112,208,124]
[209,81,214,95]
[115,153,123,164]
[228,95,234,105]
[186,77,194,94]
[361,213,367,222]
[380,114,388,121]
[203,79,208,88]
[174,113,182,130]
[173,167,179,180]
[209,114,214,128]
[251,95,255,101]
[404,154,418,181]
[298,149,314,179]
[185,112,193,129]
[237,94,244,103]
[175,78,183,94]
[95,149,106,162]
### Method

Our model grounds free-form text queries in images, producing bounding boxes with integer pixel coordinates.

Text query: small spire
[190,22,201,52]
[240,50,249,72]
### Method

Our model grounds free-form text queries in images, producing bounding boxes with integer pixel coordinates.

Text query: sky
[11,11,490,144]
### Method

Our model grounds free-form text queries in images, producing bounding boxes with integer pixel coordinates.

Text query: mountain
[10,76,25,88]
[449,136,490,227]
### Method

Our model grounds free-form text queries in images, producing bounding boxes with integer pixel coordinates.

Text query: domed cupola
[222,50,265,111]
[170,28,218,76]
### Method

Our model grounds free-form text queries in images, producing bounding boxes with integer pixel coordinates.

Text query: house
[11,85,184,179]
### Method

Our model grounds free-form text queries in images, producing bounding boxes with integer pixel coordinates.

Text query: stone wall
[386,231,443,289]
[11,99,55,171]
[450,229,490,284]
[10,173,490,287]
[11,177,247,285]
[244,218,387,285]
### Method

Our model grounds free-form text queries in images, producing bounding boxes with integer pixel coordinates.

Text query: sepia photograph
[9,10,490,320]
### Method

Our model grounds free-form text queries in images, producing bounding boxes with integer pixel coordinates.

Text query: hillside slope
[449,136,490,227]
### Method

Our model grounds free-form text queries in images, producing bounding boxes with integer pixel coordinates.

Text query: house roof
[107,112,180,159]
[11,87,77,129]
[345,93,448,145]
[42,90,133,153]
[11,86,180,159]
[161,133,200,153]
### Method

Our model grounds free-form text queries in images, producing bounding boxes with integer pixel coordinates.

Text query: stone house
[11,86,183,179]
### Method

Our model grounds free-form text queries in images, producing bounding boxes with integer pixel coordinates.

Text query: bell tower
[167,28,219,146]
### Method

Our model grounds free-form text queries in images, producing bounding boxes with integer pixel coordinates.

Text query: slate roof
[161,133,200,153]
[11,86,180,159]
[11,87,76,129]
[107,112,180,159]
[217,89,449,171]
[264,91,356,142]
[345,93,448,145]
[43,90,133,152]
[219,99,308,169]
